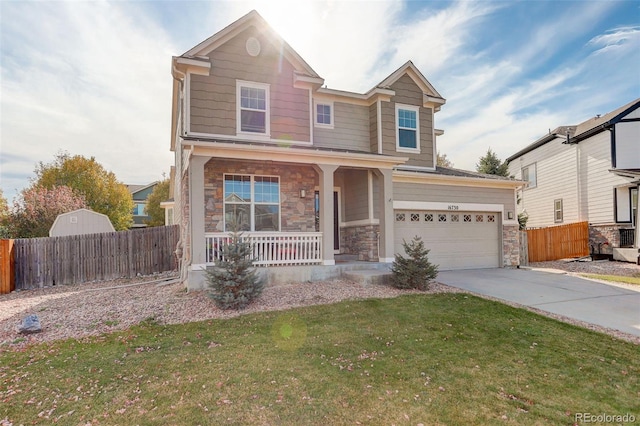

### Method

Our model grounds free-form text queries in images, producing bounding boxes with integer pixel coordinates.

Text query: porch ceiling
[184,139,408,169]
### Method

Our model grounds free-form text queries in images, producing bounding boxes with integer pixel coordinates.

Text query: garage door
[394,210,500,270]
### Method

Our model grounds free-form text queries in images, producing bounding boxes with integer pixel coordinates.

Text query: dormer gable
[374,61,446,111]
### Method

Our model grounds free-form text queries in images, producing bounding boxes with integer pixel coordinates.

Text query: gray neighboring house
[49,208,115,237]
[507,98,640,262]
[168,10,523,289]
[127,182,159,228]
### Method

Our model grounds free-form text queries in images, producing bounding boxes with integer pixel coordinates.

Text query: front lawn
[1,294,638,425]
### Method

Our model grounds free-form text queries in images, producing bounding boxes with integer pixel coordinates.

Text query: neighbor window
[224,174,280,231]
[237,81,269,135]
[314,102,333,128]
[133,203,146,216]
[396,104,420,152]
[522,163,537,189]
[554,199,563,223]
[632,188,638,227]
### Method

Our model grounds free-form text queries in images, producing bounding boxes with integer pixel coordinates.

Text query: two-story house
[507,98,640,262]
[128,182,159,228]
[169,10,522,289]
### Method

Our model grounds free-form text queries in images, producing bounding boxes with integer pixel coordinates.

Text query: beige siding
[343,169,370,222]
[394,182,515,211]
[189,26,310,141]
[314,102,371,151]
[380,75,435,167]
[579,132,630,224]
[508,137,580,228]
[369,103,378,153]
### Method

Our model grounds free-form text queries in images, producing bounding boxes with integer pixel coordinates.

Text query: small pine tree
[204,231,264,310]
[391,236,438,290]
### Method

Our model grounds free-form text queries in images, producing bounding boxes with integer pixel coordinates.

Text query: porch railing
[205,232,322,267]
[619,228,635,248]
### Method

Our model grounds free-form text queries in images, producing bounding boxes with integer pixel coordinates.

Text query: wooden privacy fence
[0,225,179,293]
[526,221,589,262]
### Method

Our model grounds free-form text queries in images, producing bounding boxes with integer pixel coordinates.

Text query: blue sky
[1,0,638,202]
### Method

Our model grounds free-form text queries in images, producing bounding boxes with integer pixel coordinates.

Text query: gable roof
[570,97,640,144]
[507,98,640,162]
[127,182,158,196]
[374,60,444,101]
[181,10,320,79]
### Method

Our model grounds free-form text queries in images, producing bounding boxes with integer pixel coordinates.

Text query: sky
[1,0,639,203]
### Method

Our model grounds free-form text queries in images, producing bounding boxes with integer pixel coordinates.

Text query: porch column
[375,168,395,263]
[315,164,338,266]
[189,156,208,267]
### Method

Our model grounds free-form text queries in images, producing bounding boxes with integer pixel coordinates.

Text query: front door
[315,191,340,252]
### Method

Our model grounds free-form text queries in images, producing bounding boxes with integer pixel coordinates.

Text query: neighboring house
[506,98,640,262]
[169,10,522,289]
[127,182,159,228]
[49,208,115,237]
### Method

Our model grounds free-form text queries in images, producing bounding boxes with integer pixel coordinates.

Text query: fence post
[0,239,16,294]
[127,230,134,279]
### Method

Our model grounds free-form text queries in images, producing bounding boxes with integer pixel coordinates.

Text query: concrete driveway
[436,268,640,337]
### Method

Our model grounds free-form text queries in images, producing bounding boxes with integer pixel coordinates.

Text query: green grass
[580,273,640,286]
[1,294,638,425]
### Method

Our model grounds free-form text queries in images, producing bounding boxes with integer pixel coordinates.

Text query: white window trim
[314,100,334,129]
[522,163,537,189]
[236,80,270,137]
[395,103,420,153]
[223,173,280,232]
[554,199,563,223]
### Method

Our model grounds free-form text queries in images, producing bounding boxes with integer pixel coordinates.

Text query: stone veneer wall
[341,224,379,261]
[589,224,633,255]
[502,225,520,267]
[203,159,317,233]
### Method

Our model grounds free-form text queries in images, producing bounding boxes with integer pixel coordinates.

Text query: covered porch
[183,140,407,289]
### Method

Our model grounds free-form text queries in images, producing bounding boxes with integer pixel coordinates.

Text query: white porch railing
[205,232,323,266]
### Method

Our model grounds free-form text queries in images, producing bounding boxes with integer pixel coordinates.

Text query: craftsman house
[169,10,522,289]
[507,98,640,262]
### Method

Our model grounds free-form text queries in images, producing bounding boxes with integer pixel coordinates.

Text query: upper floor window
[522,163,537,189]
[396,104,420,153]
[237,80,270,135]
[314,101,333,128]
[133,203,146,216]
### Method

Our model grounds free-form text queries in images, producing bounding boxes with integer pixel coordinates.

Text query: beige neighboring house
[169,10,523,289]
[49,208,115,237]
[507,98,640,262]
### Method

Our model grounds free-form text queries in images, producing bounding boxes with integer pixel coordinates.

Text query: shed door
[394,211,500,270]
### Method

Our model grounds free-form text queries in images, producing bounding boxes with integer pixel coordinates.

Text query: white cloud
[1,1,176,201]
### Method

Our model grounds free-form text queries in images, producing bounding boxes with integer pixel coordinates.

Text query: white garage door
[394,210,500,270]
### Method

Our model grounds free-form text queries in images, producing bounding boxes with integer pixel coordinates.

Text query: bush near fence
[0,225,179,292]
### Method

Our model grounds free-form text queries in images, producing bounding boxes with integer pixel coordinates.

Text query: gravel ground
[0,273,461,352]
[530,258,640,277]
[1,260,638,352]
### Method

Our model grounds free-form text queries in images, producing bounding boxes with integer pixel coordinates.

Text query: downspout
[172,65,190,284]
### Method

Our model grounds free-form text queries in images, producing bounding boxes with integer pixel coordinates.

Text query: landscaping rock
[18,314,42,334]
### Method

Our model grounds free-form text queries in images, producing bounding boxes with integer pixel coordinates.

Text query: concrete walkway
[436,268,640,337]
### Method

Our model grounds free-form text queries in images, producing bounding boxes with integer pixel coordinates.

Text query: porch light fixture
[300,189,306,198]
[507,211,514,220]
